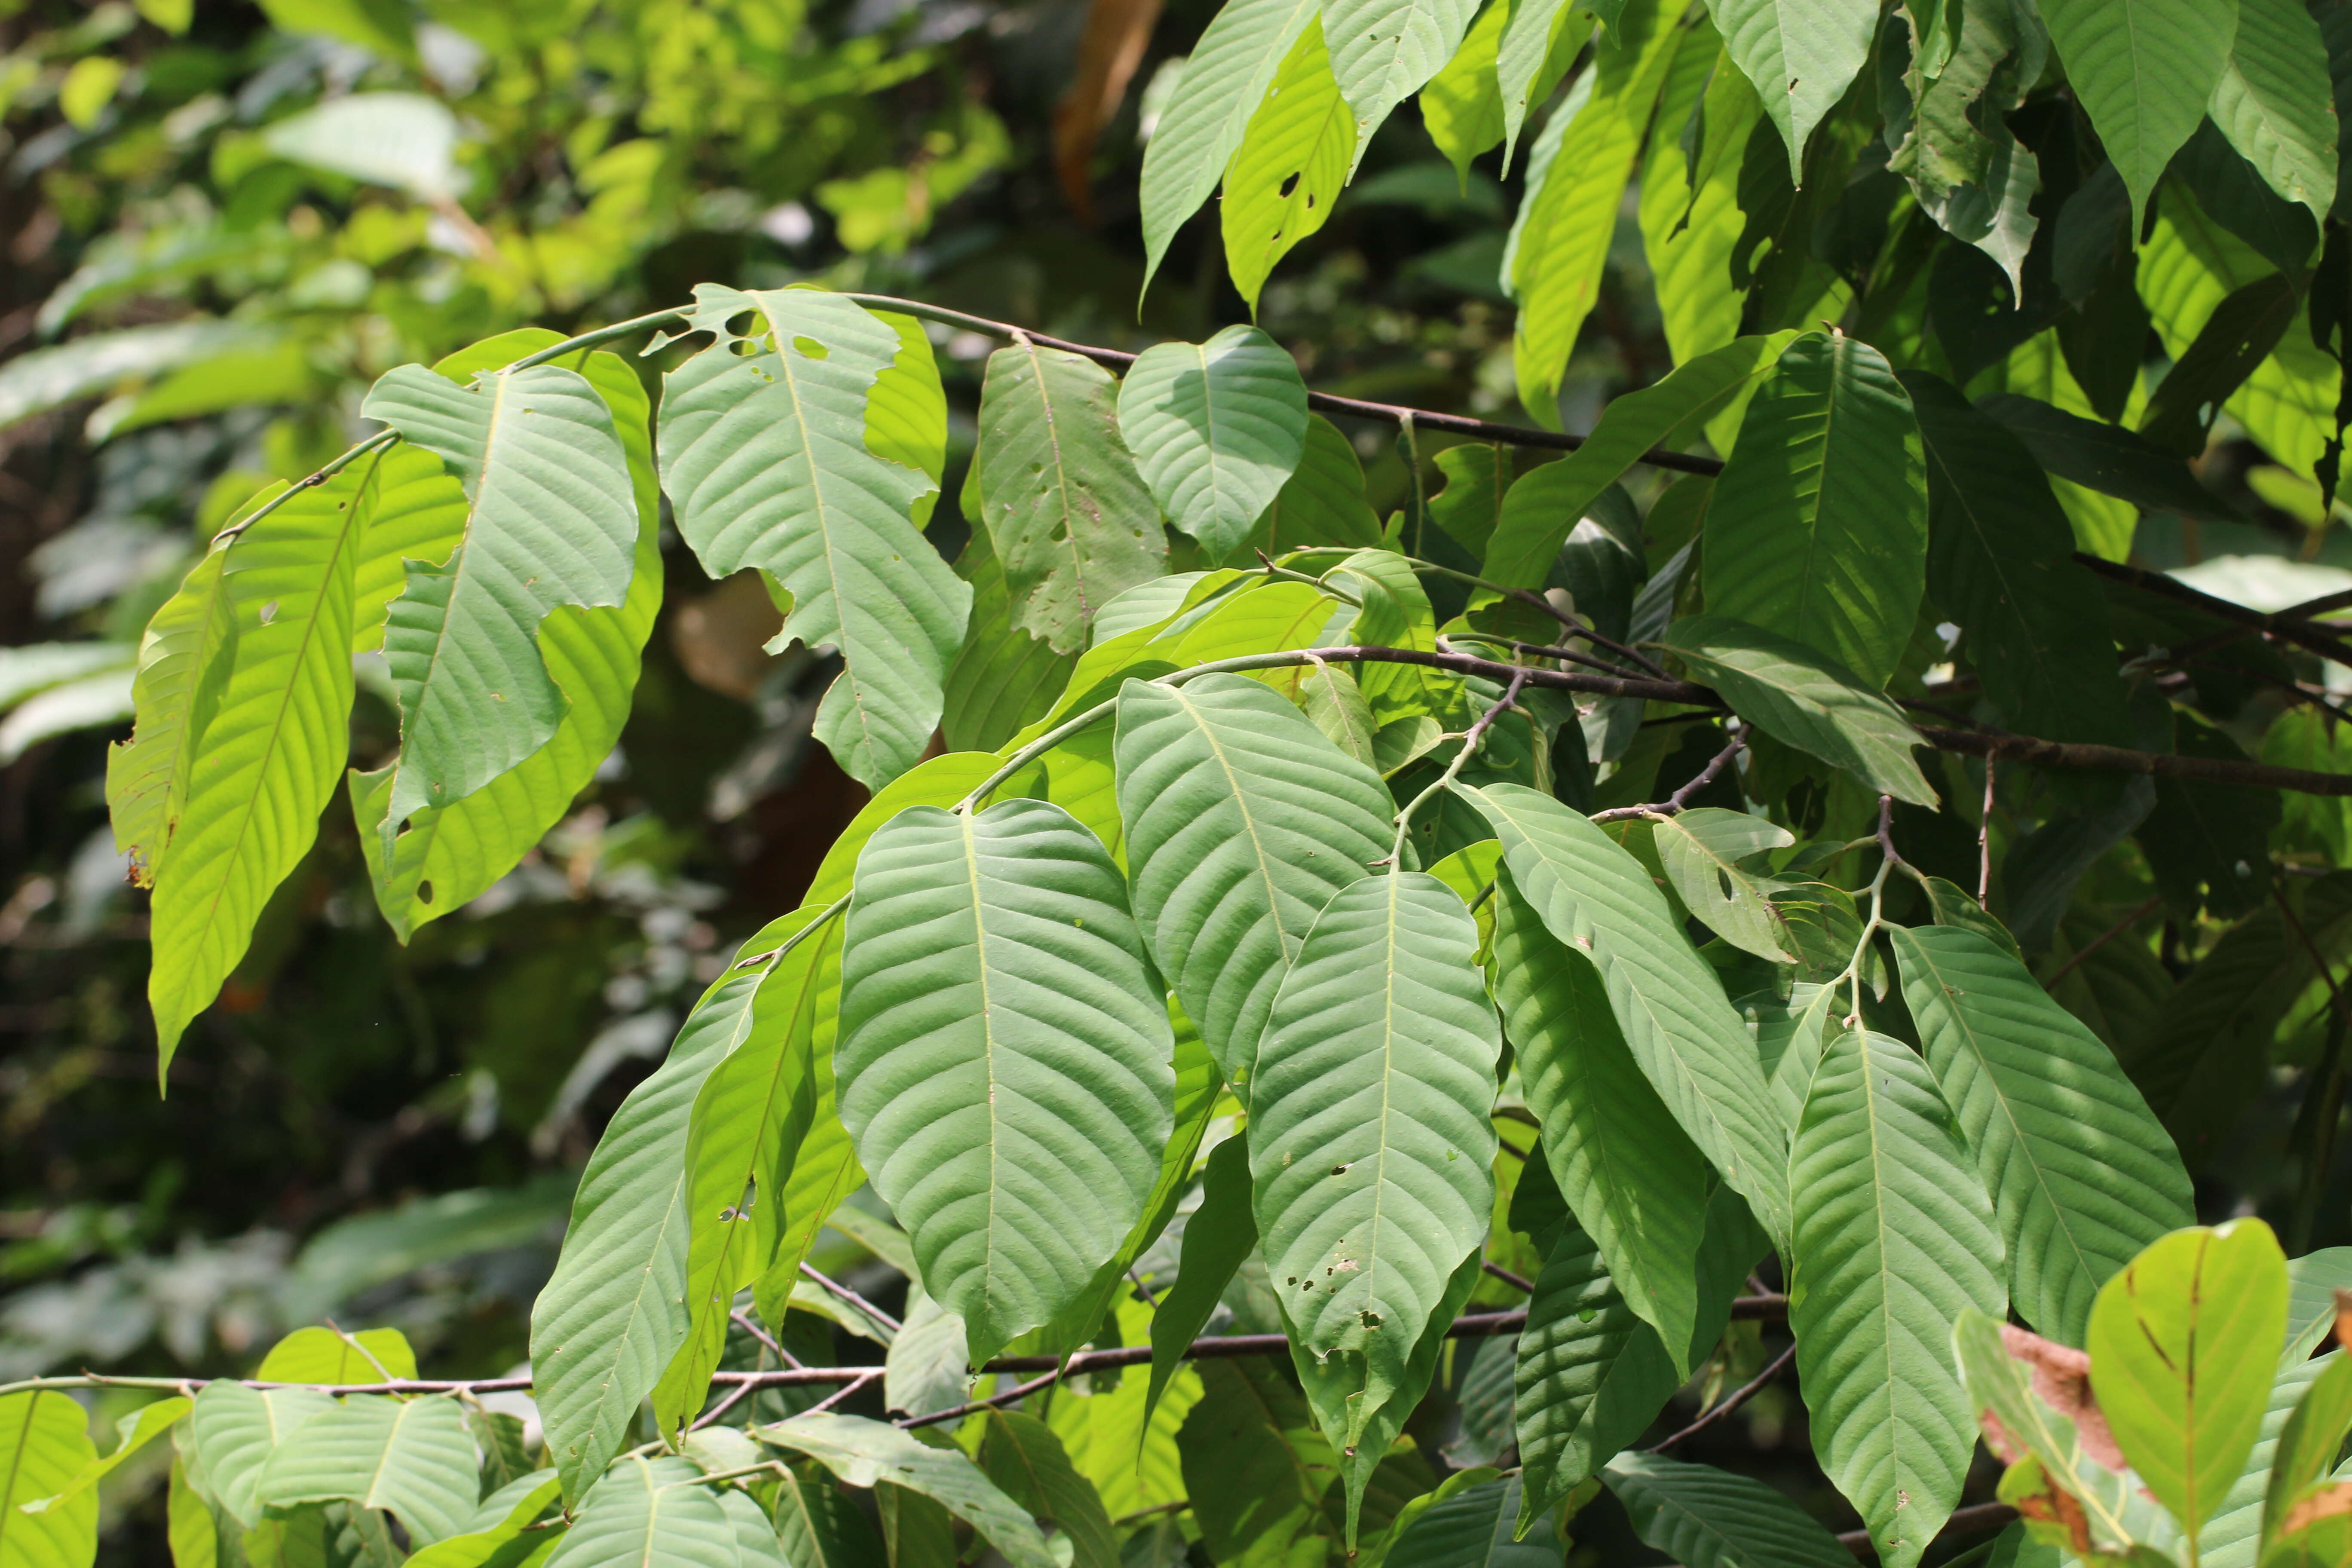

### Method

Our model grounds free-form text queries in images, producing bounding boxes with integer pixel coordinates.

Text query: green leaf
[1505,0,1690,426]
[977,1412,1118,1568]
[2040,0,2237,227]
[542,1456,735,1568]
[1466,782,1791,1248]
[1496,0,1593,168]
[835,798,1174,1366]
[655,284,970,789]
[977,342,1168,654]
[1657,615,1936,806]
[1251,871,1498,1439]
[530,963,767,1500]
[1300,661,1381,767]
[773,1470,887,1568]
[757,1412,1057,1568]
[256,1327,418,1383]
[404,1473,563,1568]
[1651,808,1798,963]
[360,359,637,844]
[2198,1350,2329,1567]
[2086,1219,2288,1539]
[350,440,468,653]
[720,1490,788,1568]
[1976,392,2238,525]
[1147,1134,1258,1430]
[1789,1027,2006,1568]
[23,1395,189,1517]
[1637,40,1761,378]
[1381,1475,1554,1568]
[255,1396,479,1547]
[1902,372,2134,752]
[1113,673,1393,1082]
[1178,1358,1341,1568]
[1253,414,1384,558]
[1951,1309,2156,1555]
[1427,444,1508,560]
[2288,1250,2352,1364]
[1512,1226,1679,1522]
[1222,17,1358,313]
[183,1384,333,1529]
[1701,332,1927,686]
[0,1393,97,1568]
[2210,0,2337,224]
[2139,273,2302,456]
[881,1287,968,1424]
[1482,333,1792,585]
[1488,872,1708,1372]
[1602,1452,1855,1568]
[1322,0,1481,167]
[1136,0,1319,295]
[0,319,286,432]
[146,455,370,1066]
[1706,0,1879,181]
[941,528,1078,753]
[107,546,233,889]
[1891,925,2194,1347]
[2266,1356,2352,1543]
[867,309,948,518]
[1420,1,1509,185]
[1118,325,1308,559]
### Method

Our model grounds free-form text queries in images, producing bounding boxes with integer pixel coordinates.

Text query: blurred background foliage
[3,0,2350,1561]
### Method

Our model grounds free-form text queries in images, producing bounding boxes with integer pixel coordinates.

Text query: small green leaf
[941,528,1078,753]
[1650,808,1798,963]
[1178,1358,1341,1568]
[1420,1,1509,186]
[1254,414,1384,558]
[2265,1355,2352,1544]
[1496,0,1592,167]
[1707,0,1879,181]
[1146,1135,1258,1432]
[1321,0,1482,168]
[1118,325,1308,559]
[1382,1474,1554,1568]
[106,547,233,890]
[255,1327,417,1383]
[183,1384,333,1529]
[1512,1226,1678,1522]
[758,1412,1057,1568]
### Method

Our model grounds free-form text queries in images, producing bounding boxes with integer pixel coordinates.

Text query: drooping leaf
[1602,1452,1856,1568]
[2040,0,2236,227]
[1118,325,1308,559]
[1321,0,1482,167]
[106,546,233,889]
[542,1456,735,1568]
[655,284,969,789]
[1147,1134,1259,1430]
[1638,40,1762,378]
[1496,0,1593,168]
[0,1392,98,1568]
[835,798,1174,1365]
[23,1396,190,1518]
[1467,782,1791,1248]
[1789,1027,2006,1568]
[977,1412,1119,1568]
[1381,1474,1554,1568]
[1706,0,1880,181]
[1658,615,1936,805]
[1891,925,2194,1347]
[1250,871,1500,1442]
[254,1395,479,1547]
[1222,18,1359,313]
[1701,331,1927,686]
[1178,1357,1341,1568]
[1114,673,1393,1083]
[1420,1,1510,185]
[758,1412,1057,1568]
[773,1469,888,1568]
[2086,1219,2288,1540]
[1650,808,1798,963]
[1488,872,1708,1370]
[1512,1226,1679,1522]
[2139,273,2303,457]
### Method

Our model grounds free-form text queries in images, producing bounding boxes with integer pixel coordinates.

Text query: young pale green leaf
[1251,871,1499,1439]
[1513,1227,1680,1523]
[1505,0,1688,426]
[867,309,948,514]
[1890,925,2193,1347]
[2265,1355,2352,1544]
[21,1396,189,1519]
[1790,1028,2006,1568]
[531,963,766,1501]
[942,529,1078,753]
[1467,782,1792,1247]
[183,1384,333,1528]
[1637,40,1759,380]
[1657,615,1937,806]
[1902,372,2135,753]
[1488,873,1708,1371]
[1147,1134,1258,1430]
[1177,1357,1342,1568]
[1602,1452,1856,1568]
[403,1473,562,1568]
[2040,0,2237,227]
[2086,1219,2288,1539]
[361,360,636,844]
[1136,0,1319,295]
[1117,325,1307,559]
[1383,1474,1554,1568]
[542,1456,735,1568]
[1651,808,1798,963]
[2209,0,2337,224]
[1484,332,1791,585]
[1114,674,1393,1083]
[147,456,370,1066]
[2287,1251,2352,1363]
[254,1395,479,1547]
[0,1393,98,1568]
[835,798,1174,1365]
[1496,0,1592,168]
[1321,0,1481,170]
[977,342,1167,654]
[758,1412,1057,1568]
[1702,333,1926,686]
[254,1326,417,1382]
[1707,0,1877,181]
[656,284,970,789]
[977,1412,1119,1568]
[1419,0,1509,184]
[1222,18,1358,313]
[106,545,232,890]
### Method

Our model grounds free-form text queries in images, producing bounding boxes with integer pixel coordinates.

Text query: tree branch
[2074,554,2352,667]
[1913,723,2352,794]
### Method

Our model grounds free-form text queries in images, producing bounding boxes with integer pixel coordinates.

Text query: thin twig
[1590,726,1746,823]
[799,1265,903,1333]
[1444,631,1646,680]
[804,1369,883,1415]
[2075,554,2352,667]
[1481,1260,1535,1293]
[689,1379,758,1433]
[1978,758,1996,904]
[1387,668,1531,865]
[732,1309,804,1369]
[2043,894,2164,986]
[899,1368,1060,1431]
[1644,1342,1797,1453]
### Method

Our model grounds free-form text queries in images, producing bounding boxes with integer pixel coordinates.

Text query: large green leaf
[255,1395,479,1547]
[1657,615,1936,806]
[2086,1219,2288,1540]
[106,545,232,889]
[1504,0,1688,426]
[1637,38,1760,377]
[1113,673,1393,1083]
[1321,0,1481,168]
[835,798,1174,1365]
[1496,0,1592,167]
[1178,1358,1341,1568]
[1250,871,1500,1441]
[1901,372,2133,752]
[359,358,636,844]
[1789,1027,2006,1568]
[1602,1452,1854,1568]
[1136,0,1319,294]
[1488,871,1707,1371]
[757,1413,1057,1568]
[1146,1133,1258,1430]
[145,456,370,1064]
[1706,0,1878,181]
[1701,332,1926,686]
[1381,1475,1553,1568]
[542,1456,735,1568]
[1891,925,2193,1347]
[530,964,766,1500]
[976,342,1167,655]
[2210,0,2336,224]
[0,1393,97,1568]
[1467,782,1792,1247]
[655,284,969,789]
[1117,325,1307,559]
[1512,1226,1680,1522]
[977,1412,1118,1568]
[182,1384,333,1529]
[1222,17,1358,312]
[2040,0,2238,227]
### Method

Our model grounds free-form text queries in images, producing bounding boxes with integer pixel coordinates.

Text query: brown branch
[1912,723,2352,796]
[2075,554,2352,667]
[1591,725,1748,823]
[1644,1341,1796,1453]
[2044,894,2164,986]
[1481,1260,1535,1292]
[1838,1501,2017,1557]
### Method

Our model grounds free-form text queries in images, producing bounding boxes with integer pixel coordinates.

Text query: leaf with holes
[1222,17,1358,312]
[1496,0,1592,167]
[1650,807,1799,963]
[1321,0,1481,169]
[106,545,232,890]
